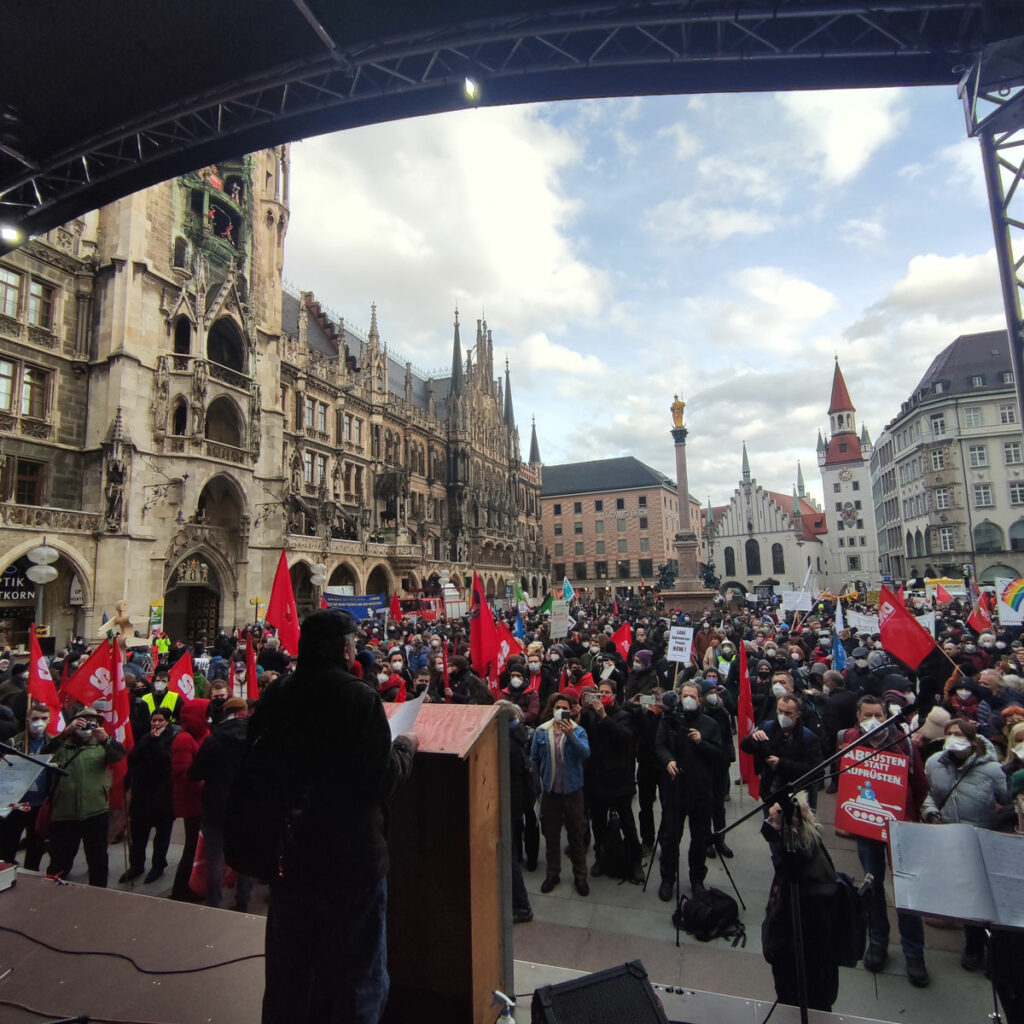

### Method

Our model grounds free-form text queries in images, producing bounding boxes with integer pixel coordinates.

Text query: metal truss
[0,0,991,249]
[961,36,1024,427]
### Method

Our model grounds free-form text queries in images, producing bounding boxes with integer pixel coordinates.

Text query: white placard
[550,598,569,639]
[0,754,51,817]
[918,611,936,637]
[388,693,426,741]
[781,591,813,612]
[666,626,694,663]
[995,578,1024,626]
[847,610,880,636]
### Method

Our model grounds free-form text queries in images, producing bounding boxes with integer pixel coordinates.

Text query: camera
[639,694,656,707]
[80,720,99,731]
[553,709,569,723]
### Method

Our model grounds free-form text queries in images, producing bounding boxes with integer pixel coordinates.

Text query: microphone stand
[711,709,922,1024]
[0,741,68,776]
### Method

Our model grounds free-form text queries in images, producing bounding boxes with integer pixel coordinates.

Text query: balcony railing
[168,354,250,391]
[0,502,101,533]
[204,439,248,464]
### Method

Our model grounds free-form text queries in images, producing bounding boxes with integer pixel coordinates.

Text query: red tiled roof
[828,360,854,415]
[823,435,864,464]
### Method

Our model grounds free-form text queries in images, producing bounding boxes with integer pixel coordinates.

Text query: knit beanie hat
[919,706,951,742]
[633,650,653,669]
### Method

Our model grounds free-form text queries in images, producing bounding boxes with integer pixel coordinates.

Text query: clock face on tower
[838,469,853,482]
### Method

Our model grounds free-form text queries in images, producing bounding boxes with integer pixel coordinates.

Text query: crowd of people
[1,589,1024,1021]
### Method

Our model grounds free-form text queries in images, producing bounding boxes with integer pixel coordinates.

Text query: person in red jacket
[840,694,929,988]
[169,698,209,901]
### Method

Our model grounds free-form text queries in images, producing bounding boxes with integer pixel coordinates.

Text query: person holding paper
[0,702,54,869]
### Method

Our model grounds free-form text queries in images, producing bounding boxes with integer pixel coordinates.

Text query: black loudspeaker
[531,960,670,1024]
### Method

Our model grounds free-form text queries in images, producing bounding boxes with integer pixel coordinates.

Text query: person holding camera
[655,681,725,901]
[531,692,591,895]
[47,704,127,887]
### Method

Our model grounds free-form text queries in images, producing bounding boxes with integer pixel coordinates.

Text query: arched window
[916,529,927,556]
[1010,520,1024,552]
[745,539,761,576]
[724,546,736,577]
[204,396,244,448]
[207,317,246,373]
[174,316,191,355]
[906,531,915,558]
[173,237,188,269]
[171,398,188,436]
[974,521,1005,553]
[771,543,785,575]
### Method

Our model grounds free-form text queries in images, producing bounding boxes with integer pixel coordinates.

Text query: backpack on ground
[673,886,746,946]
[595,811,629,880]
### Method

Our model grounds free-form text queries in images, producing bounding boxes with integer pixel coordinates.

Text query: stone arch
[406,572,420,591]
[448,572,463,589]
[164,542,236,600]
[170,394,189,436]
[0,538,95,610]
[723,546,736,577]
[531,575,538,598]
[906,531,915,558]
[915,529,927,556]
[289,559,316,621]
[174,315,191,354]
[207,316,247,374]
[205,395,245,448]
[974,520,1004,553]
[328,561,359,589]
[366,562,396,597]
[485,577,496,598]
[980,562,1019,584]
[195,471,248,526]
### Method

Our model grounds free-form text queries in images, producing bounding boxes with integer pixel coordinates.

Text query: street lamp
[26,541,59,631]
[311,562,327,605]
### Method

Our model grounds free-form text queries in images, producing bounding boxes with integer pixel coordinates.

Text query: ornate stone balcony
[0,502,101,533]
[204,439,248,464]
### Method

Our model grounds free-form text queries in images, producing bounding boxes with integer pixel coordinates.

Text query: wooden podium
[383,702,512,1023]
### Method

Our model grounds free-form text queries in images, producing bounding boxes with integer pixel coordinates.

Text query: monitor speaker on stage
[531,960,670,1024]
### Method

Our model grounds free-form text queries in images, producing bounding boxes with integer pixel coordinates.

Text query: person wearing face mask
[581,634,604,673]
[654,681,725,901]
[0,702,56,869]
[142,670,182,723]
[502,660,540,727]
[170,697,210,902]
[839,696,930,987]
[922,718,1008,970]
[624,648,657,701]
[47,704,127,887]
[375,657,407,704]
[579,679,643,882]
[206,678,231,726]
[384,647,414,698]
[699,675,735,858]
[821,670,858,792]
[121,708,179,885]
[943,668,981,723]
[977,668,1023,740]
[525,641,556,704]
[740,694,823,811]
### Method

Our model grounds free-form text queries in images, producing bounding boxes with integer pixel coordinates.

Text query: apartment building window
[930,413,946,437]
[342,412,352,442]
[304,397,315,428]
[1012,482,1024,506]
[1001,403,1018,425]
[574,562,588,580]
[553,503,562,516]
[553,524,562,537]
[27,281,54,329]
[939,526,955,551]
[847,555,861,571]
[573,501,582,514]
[574,521,583,535]
[638,495,647,508]
[969,445,988,468]
[595,540,605,554]
[639,558,653,578]
[1006,441,1023,465]
[616,498,624,510]
[352,419,362,446]
[1002,372,1015,385]
[594,500,603,512]
[965,407,982,428]
[931,450,946,470]
[595,519,604,534]
[640,537,650,551]
[5,459,45,506]
[316,454,327,484]
[575,541,584,555]
[935,487,951,509]
[974,484,994,508]
[554,543,564,557]
[616,559,631,578]
[317,403,328,433]
[0,268,19,318]
[971,375,984,387]
[553,562,566,580]
[852,481,860,491]
[833,483,841,493]
[639,516,648,530]
[617,538,627,553]
[616,518,626,532]
[594,560,608,579]
[20,366,49,419]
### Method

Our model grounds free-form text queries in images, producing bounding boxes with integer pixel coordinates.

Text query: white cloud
[777,88,908,184]
[839,217,886,250]
[659,121,700,161]
[647,197,776,243]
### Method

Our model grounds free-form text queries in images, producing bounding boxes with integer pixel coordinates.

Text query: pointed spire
[503,358,516,432]
[828,358,855,415]
[450,308,463,397]
[816,429,826,452]
[797,460,806,498]
[792,487,801,517]
[860,424,872,445]
[529,416,541,464]
[368,302,379,343]
[706,497,714,526]
[741,442,750,485]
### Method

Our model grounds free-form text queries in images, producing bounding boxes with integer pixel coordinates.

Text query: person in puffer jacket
[170,698,209,900]
[922,717,1009,972]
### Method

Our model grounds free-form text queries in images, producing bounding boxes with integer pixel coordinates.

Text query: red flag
[968,590,993,634]
[935,583,953,605]
[737,641,760,800]
[28,625,63,736]
[246,638,258,701]
[229,658,235,697]
[879,586,936,669]
[494,619,523,680]
[266,550,300,657]
[104,642,133,810]
[63,640,114,708]
[613,599,619,616]
[469,571,498,692]
[609,622,632,661]
[896,582,904,603]
[168,651,196,702]
[320,594,328,609]
[441,642,451,704]
[389,592,402,621]
[557,664,568,693]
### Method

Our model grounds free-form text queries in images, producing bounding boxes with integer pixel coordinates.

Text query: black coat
[821,688,859,751]
[127,726,178,819]
[580,705,637,802]
[189,715,249,828]
[740,718,824,799]
[508,720,535,821]
[655,709,725,809]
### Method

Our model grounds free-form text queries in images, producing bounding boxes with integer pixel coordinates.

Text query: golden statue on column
[670,393,686,428]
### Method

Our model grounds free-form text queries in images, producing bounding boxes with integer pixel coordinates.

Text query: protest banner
[666,626,694,663]
[835,744,909,842]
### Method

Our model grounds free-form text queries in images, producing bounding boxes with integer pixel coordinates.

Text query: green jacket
[50,735,127,822]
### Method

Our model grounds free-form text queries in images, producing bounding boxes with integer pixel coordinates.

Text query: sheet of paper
[389,693,425,740]
[0,753,51,818]
[978,830,1024,929]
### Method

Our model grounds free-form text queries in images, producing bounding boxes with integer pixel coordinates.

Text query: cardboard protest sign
[666,626,694,663]
[835,744,908,842]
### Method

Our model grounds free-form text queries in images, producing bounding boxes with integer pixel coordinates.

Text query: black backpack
[596,811,629,880]
[820,871,868,968]
[673,887,746,946]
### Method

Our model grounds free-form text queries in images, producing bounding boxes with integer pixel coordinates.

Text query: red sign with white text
[834,745,908,842]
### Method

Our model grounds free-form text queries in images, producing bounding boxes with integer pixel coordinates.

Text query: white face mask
[887,703,902,718]
[154,682,167,693]
[528,662,540,672]
[771,683,787,698]
[705,692,720,706]
[945,736,973,756]
[391,661,403,670]
[509,677,525,689]
[633,661,644,672]
[860,717,881,733]
[430,641,440,648]
[28,719,47,736]
[956,688,972,701]
[601,664,614,680]
[681,696,698,712]
[590,646,600,654]
[777,713,795,730]
[549,653,560,662]
[377,672,390,683]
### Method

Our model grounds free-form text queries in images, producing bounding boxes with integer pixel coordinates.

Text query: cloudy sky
[282,86,1006,510]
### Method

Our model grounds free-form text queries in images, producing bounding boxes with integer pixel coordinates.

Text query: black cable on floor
[0,997,174,1024]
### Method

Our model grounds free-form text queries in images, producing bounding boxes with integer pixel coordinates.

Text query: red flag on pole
[935,583,953,605]
[736,640,760,800]
[469,571,498,691]
[389,592,402,622]
[320,594,329,609]
[967,590,994,635]
[896,582,905,603]
[246,637,258,701]
[609,622,632,661]
[63,640,114,709]
[168,651,196,702]
[28,625,63,735]
[266,550,300,657]
[441,642,451,703]
[879,586,936,669]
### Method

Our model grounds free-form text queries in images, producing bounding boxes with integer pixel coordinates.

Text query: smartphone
[639,694,656,706]
[554,709,569,722]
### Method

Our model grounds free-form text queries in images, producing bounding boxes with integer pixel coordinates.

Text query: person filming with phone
[531,692,591,896]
